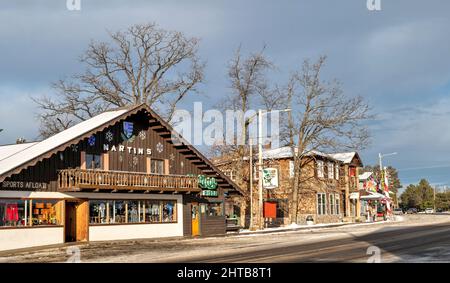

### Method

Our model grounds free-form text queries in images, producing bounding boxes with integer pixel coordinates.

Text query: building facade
[0,104,243,252]
[215,147,350,227]
[329,152,364,222]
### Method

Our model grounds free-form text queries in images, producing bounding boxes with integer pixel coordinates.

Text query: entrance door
[65,200,89,242]
[191,203,200,236]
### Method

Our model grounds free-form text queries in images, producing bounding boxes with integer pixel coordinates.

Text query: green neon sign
[188,174,218,197]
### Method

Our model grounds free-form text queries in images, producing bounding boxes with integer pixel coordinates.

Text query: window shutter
[80,151,86,169]
[164,159,170,175]
[146,157,151,174]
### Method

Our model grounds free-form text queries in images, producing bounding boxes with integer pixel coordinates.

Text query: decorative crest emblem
[121,121,134,141]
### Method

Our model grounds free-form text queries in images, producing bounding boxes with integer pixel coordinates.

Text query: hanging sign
[198,175,218,190]
[262,168,278,189]
[188,174,218,197]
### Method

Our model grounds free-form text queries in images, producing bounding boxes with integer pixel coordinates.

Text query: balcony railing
[58,169,200,193]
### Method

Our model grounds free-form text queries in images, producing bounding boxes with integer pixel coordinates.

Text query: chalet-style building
[0,104,243,252]
[215,146,347,227]
[329,152,364,222]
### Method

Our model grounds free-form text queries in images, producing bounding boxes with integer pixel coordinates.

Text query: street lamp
[247,108,291,230]
[378,152,397,172]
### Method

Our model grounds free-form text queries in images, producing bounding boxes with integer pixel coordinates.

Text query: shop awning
[360,191,387,200]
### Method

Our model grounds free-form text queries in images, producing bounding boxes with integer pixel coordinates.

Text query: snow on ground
[0,214,448,263]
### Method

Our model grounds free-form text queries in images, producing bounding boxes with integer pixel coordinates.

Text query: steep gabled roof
[0,142,39,161]
[0,104,244,195]
[0,107,129,178]
[244,146,338,161]
[329,152,363,166]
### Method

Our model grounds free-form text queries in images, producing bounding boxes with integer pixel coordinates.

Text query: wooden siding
[0,111,210,192]
[200,215,226,236]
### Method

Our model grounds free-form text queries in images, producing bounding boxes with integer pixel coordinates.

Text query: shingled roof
[0,104,244,196]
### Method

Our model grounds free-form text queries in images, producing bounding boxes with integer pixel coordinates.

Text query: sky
[1,0,450,192]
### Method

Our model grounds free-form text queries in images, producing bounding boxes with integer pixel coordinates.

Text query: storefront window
[113,201,127,223]
[1,199,63,228]
[207,202,223,217]
[89,199,177,224]
[162,200,176,222]
[31,200,62,226]
[127,201,140,223]
[90,200,113,224]
[0,199,28,227]
[145,200,161,222]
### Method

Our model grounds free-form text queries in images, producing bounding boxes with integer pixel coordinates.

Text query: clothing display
[6,203,19,222]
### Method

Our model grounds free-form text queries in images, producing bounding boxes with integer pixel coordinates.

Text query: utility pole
[258,109,264,230]
[434,185,436,212]
[247,108,291,230]
[249,137,254,229]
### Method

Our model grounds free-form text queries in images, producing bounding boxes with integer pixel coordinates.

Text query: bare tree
[33,23,204,138]
[209,46,274,228]
[286,56,371,224]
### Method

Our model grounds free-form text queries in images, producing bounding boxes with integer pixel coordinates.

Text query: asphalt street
[1,215,449,263]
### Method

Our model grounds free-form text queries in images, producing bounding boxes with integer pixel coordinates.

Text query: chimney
[16,138,26,144]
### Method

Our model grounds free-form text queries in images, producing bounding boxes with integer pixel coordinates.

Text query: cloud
[2,0,450,187]
[0,86,49,144]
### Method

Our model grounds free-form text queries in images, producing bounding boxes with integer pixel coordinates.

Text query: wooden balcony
[57,168,200,193]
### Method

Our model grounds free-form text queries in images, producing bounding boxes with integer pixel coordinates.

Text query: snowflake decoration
[105,131,114,143]
[71,144,78,152]
[138,130,146,140]
[156,142,164,153]
[132,156,139,166]
[170,153,175,161]
[88,135,96,146]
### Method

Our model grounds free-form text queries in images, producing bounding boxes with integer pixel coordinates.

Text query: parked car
[393,208,404,215]
[406,208,418,214]
[425,208,434,214]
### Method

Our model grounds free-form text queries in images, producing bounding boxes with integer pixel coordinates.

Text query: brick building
[214,146,363,228]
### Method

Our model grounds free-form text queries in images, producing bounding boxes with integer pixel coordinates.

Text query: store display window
[145,200,161,223]
[0,199,63,228]
[90,200,113,224]
[162,200,176,222]
[207,202,223,217]
[0,199,28,227]
[89,199,177,224]
[31,200,63,226]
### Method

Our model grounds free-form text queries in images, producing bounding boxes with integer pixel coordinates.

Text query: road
[1,214,449,263]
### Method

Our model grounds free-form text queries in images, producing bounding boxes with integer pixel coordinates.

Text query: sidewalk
[0,218,401,258]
